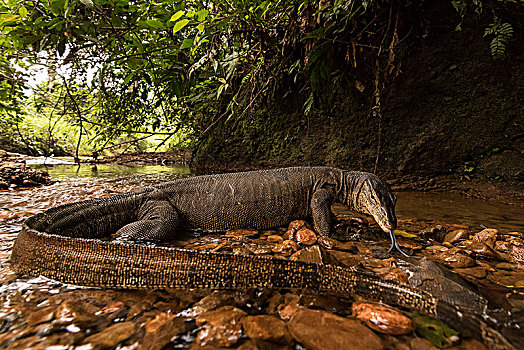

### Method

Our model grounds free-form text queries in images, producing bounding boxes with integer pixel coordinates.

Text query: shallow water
[0,163,523,349]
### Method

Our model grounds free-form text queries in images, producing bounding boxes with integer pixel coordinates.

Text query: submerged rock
[443,229,468,243]
[290,245,323,264]
[288,309,384,350]
[82,321,136,348]
[242,315,289,343]
[352,302,415,335]
[196,306,247,347]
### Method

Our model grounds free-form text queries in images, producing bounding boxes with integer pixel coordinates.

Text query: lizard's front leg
[115,200,180,242]
[310,188,334,236]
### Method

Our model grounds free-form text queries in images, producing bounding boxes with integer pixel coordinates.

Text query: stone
[290,245,323,264]
[140,314,188,350]
[472,229,498,247]
[317,237,358,252]
[328,250,362,268]
[419,225,446,242]
[267,235,284,244]
[83,321,136,348]
[288,309,384,350]
[295,227,317,245]
[443,229,468,243]
[242,315,289,343]
[352,302,415,335]
[510,245,524,265]
[410,337,438,350]
[225,229,259,238]
[453,266,487,279]
[271,240,299,256]
[299,294,350,314]
[196,306,247,347]
[27,306,56,326]
[435,249,476,268]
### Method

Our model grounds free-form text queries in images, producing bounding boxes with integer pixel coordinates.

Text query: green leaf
[146,19,164,29]
[181,38,193,49]
[123,72,135,85]
[172,19,189,34]
[411,312,458,348]
[19,6,27,18]
[79,0,94,8]
[197,23,205,33]
[196,10,209,21]
[51,0,67,15]
[170,10,184,22]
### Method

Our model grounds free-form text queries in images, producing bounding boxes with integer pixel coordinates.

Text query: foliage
[451,0,520,58]
[0,0,521,156]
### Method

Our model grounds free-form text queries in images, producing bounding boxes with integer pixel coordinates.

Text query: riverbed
[0,163,523,349]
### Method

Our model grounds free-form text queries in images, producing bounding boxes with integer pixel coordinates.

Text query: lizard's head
[352,174,397,233]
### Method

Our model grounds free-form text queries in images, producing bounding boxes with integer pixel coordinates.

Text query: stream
[0,163,523,349]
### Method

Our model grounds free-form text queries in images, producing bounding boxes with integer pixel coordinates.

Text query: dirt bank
[192,3,523,199]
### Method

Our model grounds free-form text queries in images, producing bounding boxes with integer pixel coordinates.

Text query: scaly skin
[9,167,515,349]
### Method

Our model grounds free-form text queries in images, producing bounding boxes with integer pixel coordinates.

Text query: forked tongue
[387,228,410,257]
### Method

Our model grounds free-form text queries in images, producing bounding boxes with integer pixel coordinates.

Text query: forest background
[0,0,522,186]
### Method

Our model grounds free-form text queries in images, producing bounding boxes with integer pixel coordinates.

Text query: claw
[387,228,410,257]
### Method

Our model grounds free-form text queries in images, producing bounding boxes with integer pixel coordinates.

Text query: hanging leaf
[196,10,209,21]
[146,19,165,29]
[79,0,94,8]
[173,19,189,34]
[170,10,184,22]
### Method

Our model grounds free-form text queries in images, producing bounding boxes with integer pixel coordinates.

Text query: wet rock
[278,294,300,321]
[410,337,438,350]
[472,229,498,247]
[0,266,18,284]
[488,269,524,288]
[453,266,487,279]
[290,245,323,264]
[352,302,415,335]
[495,262,515,270]
[242,315,289,343]
[185,290,236,317]
[27,306,56,326]
[196,306,247,347]
[267,235,284,244]
[272,240,299,256]
[510,245,524,265]
[419,225,446,242]
[460,240,502,260]
[266,292,283,314]
[443,229,468,244]
[328,250,362,268]
[55,299,99,328]
[448,339,487,350]
[318,237,357,252]
[83,321,136,348]
[299,294,350,314]
[288,309,384,350]
[140,313,188,350]
[284,220,311,240]
[494,241,510,253]
[435,249,476,268]
[225,229,259,239]
[246,241,273,255]
[396,237,423,250]
[295,227,317,245]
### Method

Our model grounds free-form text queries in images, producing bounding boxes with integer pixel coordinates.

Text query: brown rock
[317,237,358,252]
[243,315,289,343]
[83,321,136,348]
[186,290,236,317]
[472,229,498,247]
[352,302,415,335]
[272,240,299,256]
[288,309,384,350]
[299,294,350,314]
[460,240,502,260]
[140,314,188,350]
[196,306,247,347]
[436,249,476,268]
[448,339,487,350]
[27,306,56,326]
[397,237,423,250]
[443,229,468,243]
[225,229,259,238]
[453,266,487,279]
[419,225,446,242]
[410,337,438,350]
[375,267,410,284]
[290,245,323,264]
[278,295,300,321]
[267,235,284,244]
[295,227,317,245]
[329,250,361,268]
[510,245,524,265]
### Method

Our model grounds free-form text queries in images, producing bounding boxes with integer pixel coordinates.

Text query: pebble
[443,229,468,243]
[453,266,487,279]
[196,306,247,347]
[317,237,357,252]
[352,302,415,335]
[225,229,259,238]
[272,240,299,256]
[288,309,384,350]
[435,249,476,268]
[410,337,438,350]
[290,245,323,264]
[295,227,317,245]
[140,314,188,350]
[472,228,498,247]
[82,321,136,348]
[419,225,446,242]
[242,315,289,343]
